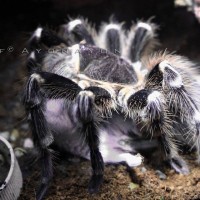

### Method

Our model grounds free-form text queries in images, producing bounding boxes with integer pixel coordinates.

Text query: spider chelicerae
[23,18,200,200]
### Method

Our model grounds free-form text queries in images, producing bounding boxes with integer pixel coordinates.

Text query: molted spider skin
[23,18,200,200]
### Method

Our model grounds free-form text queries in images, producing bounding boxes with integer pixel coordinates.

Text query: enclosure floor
[19,154,200,200]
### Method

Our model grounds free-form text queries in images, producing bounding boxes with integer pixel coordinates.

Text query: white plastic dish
[0,135,23,200]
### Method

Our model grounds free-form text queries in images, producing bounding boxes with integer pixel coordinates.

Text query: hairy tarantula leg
[28,27,69,65]
[25,71,107,194]
[59,19,95,45]
[29,27,68,49]
[84,86,116,117]
[122,89,189,174]
[159,61,200,120]
[26,52,40,73]
[23,75,54,200]
[76,85,117,193]
[127,22,156,63]
[146,60,200,161]
[161,61,200,161]
[76,90,104,193]
[23,71,83,199]
[76,85,117,192]
[146,61,200,121]
[111,161,142,185]
[97,22,122,55]
[160,134,189,174]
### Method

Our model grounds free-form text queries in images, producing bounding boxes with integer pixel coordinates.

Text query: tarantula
[23,18,200,200]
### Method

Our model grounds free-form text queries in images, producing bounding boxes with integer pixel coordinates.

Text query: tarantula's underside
[24,18,200,199]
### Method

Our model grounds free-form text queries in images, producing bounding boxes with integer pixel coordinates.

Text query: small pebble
[20,123,29,131]
[10,129,19,142]
[166,186,174,192]
[23,138,34,148]
[186,181,191,186]
[0,131,10,140]
[169,169,175,174]
[191,179,197,186]
[170,186,175,191]
[177,186,183,190]
[155,170,167,180]
[15,149,25,158]
[128,182,139,190]
[140,167,147,173]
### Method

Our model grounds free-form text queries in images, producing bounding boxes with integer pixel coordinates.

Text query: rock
[166,186,174,192]
[23,138,34,148]
[10,129,19,142]
[128,182,139,190]
[155,170,167,180]
[169,169,175,174]
[140,167,147,173]
[15,148,26,158]
[177,186,183,190]
[20,123,29,131]
[0,131,10,140]
[186,181,191,186]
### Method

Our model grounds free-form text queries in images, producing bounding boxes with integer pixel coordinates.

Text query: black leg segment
[24,75,54,200]
[76,91,104,193]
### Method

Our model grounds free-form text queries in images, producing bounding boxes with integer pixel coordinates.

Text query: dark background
[0,0,200,58]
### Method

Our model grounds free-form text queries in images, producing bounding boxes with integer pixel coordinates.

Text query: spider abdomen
[44,99,142,167]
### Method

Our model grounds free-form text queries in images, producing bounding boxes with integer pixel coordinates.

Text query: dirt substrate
[19,153,200,200]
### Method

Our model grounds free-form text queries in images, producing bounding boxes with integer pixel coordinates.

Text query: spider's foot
[155,170,167,180]
[36,182,50,200]
[88,174,103,194]
[170,156,190,175]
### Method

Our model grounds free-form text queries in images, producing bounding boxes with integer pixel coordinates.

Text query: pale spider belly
[44,99,143,167]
